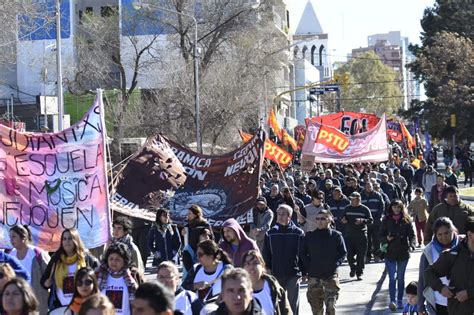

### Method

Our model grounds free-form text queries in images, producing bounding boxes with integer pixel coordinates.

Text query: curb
[461,195,474,201]
[364,265,388,315]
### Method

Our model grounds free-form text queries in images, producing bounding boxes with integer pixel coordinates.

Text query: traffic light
[450,114,456,128]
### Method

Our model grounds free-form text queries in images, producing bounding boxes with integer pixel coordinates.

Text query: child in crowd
[402,281,418,315]
[408,188,429,246]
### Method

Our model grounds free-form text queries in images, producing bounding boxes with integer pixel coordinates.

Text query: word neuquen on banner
[315,124,350,153]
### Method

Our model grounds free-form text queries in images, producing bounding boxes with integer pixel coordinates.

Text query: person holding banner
[9,225,50,315]
[41,229,99,310]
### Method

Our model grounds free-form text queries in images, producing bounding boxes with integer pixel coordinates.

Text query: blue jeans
[385,258,408,302]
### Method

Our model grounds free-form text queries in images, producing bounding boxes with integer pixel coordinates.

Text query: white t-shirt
[193,262,225,300]
[253,280,273,315]
[101,275,130,315]
[10,246,36,284]
[56,263,77,306]
[175,288,197,315]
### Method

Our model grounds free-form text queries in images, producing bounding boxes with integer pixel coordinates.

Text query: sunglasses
[315,217,328,221]
[77,279,94,287]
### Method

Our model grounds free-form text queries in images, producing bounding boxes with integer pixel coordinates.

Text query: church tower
[293,1,332,124]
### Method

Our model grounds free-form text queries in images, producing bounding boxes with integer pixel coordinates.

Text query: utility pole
[56,0,64,131]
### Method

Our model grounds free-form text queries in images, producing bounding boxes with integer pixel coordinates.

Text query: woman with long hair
[242,250,292,315]
[9,225,50,314]
[417,217,460,315]
[148,208,182,266]
[182,240,232,303]
[48,267,100,315]
[379,199,416,311]
[96,243,140,315]
[1,278,38,315]
[182,205,214,274]
[0,264,16,314]
[41,229,99,310]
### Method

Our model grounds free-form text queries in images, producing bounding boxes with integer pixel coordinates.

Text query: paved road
[144,249,423,315]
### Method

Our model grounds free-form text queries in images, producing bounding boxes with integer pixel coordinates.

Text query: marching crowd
[0,154,474,315]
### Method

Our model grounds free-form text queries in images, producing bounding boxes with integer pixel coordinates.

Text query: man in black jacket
[300,210,347,315]
[263,204,305,315]
[326,187,350,235]
[341,192,373,280]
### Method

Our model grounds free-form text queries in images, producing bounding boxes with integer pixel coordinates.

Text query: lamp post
[133,2,201,153]
[55,0,64,131]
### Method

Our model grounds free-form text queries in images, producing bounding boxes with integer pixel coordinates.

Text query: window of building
[85,7,93,15]
[101,6,116,17]
[311,45,317,65]
[302,46,308,59]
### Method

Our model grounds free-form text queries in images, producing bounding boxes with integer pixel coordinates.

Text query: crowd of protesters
[0,152,473,315]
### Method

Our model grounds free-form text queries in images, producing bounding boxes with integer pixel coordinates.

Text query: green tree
[335,51,403,116]
[407,0,474,141]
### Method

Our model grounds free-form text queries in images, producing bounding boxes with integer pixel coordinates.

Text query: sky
[288,0,435,62]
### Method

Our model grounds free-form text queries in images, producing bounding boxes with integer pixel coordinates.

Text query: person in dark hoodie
[300,210,347,315]
[220,218,260,268]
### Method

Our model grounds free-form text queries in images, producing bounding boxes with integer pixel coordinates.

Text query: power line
[291,94,422,102]
[273,79,419,90]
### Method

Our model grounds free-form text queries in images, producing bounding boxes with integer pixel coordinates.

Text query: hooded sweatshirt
[219,218,259,267]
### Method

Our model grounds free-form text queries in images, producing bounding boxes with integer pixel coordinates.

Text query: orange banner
[315,124,350,153]
[240,131,292,169]
[267,109,283,140]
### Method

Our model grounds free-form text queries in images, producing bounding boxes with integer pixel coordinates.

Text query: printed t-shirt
[56,263,77,306]
[102,275,130,315]
[253,279,273,315]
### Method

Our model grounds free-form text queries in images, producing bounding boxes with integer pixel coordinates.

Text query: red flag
[315,124,350,153]
[267,109,283,140]
[282,129,298,151]
[240,131,292,169]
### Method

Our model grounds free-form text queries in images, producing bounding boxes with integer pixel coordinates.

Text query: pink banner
[0,96,110,251]
[302,115,389,163]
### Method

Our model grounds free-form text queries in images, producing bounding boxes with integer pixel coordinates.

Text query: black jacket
[361,190,385,222]
[379,215,416,261]
[341,204,373,236]
[300,228,347,279]
[380,181,398,201]
[262,222,305,277]
[327,196,350,234]
[210,299,263,315]
[424,240,474,315]
[148,224,182,265]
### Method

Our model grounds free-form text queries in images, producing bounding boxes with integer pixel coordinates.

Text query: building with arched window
[292,0,333,124]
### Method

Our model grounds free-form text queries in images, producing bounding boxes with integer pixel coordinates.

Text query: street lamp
[132,1,202,153]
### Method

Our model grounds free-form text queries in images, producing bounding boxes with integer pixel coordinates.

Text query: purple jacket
[219,218,259,267]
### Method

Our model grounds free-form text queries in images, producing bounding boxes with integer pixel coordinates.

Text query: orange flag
[240,131,293,169]
[400,122,415,149]
[315,124,350,153]
[267,109,283,140]
[282,129,298,151]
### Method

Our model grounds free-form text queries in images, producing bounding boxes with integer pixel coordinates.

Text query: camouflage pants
[307,276,340,315]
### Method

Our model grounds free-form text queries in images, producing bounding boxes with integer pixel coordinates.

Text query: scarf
[70,297,85,313]
[391,213,402,222]
[437,184,444,202]
[55,254,86,290]
[156,223,172,234]
[432,235,458,254]
[112,234,133,247]
[96,263,138,300]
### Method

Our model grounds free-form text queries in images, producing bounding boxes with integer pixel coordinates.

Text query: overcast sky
[288,0,435,61]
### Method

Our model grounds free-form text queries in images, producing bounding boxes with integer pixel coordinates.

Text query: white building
[291,0,332,125]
